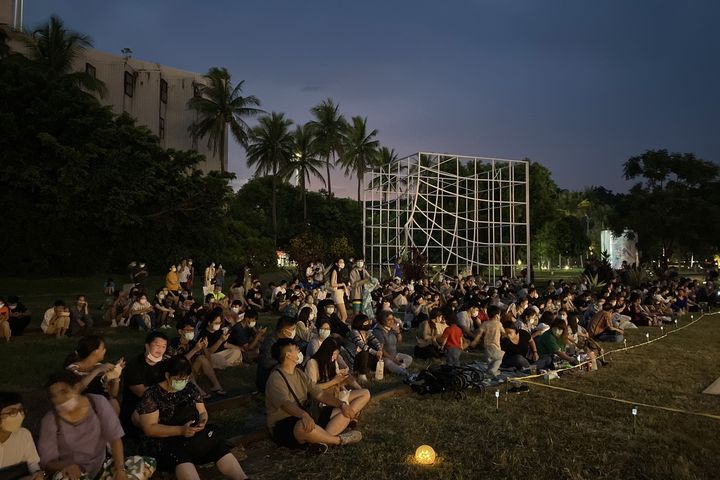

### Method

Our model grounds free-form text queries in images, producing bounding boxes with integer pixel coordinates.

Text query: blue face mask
[170,378,188,391]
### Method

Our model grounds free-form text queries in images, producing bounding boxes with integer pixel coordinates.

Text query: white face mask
[318,328,331,340]
[0,412,24,433]
[56,396,79,413]
[212,324,221,332]
[232,307,240,313]
[184,332,195,341]
[286,328,296,338]
[248,321,257,328]
[326,307,335,315]
[290,351,303,365]
[146,352,163,364]
[338,263,345,269]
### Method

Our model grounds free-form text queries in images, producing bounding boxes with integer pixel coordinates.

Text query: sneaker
[338,430,362,445]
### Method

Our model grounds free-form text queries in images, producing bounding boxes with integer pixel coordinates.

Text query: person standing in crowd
[440,312,464,365]
[0,392,43,479]
[68,295,92,337]
[177,259,190,292]
[204,262,216,289]
[329,259,349,323]
[349,259,370,315]
[469,305,504,378]
[214,264,226,289]
[41,301,71,338]
[7,296,31,337]
[165,265,180,296]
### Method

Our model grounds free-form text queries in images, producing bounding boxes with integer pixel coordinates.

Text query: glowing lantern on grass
[415,445,436,465]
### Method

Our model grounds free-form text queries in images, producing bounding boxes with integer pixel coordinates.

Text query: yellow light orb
[415,445,436,465]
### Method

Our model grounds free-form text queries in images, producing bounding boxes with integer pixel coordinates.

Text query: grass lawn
[1,276,719,479]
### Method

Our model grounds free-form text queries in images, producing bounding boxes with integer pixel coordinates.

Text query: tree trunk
[219,126,226,173]
[301,176,307,220]
[325,155,332,197]
[357,172,362,203]
[272,166,278,246]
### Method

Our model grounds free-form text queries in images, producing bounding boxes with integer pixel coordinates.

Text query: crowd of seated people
[1,256,716,478]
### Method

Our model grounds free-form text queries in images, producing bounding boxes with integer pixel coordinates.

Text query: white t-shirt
[0,427,41,473]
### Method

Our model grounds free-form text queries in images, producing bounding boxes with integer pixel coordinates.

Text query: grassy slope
[1,276,718,479]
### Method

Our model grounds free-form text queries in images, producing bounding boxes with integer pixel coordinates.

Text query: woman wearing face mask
[129,294,156,331]
[293,306,315,352]
[38,371,156,480]
[347,314,383,382]
[137,356,248,480]
[306,338,368,410]
[305,320,332,365]
[316,299,350,340]
[64,335,125,415]
[515,307,539,336]
[0,392,43,480]
[329,258,349,322]
[168,319,226,398]
[198,308,242,370]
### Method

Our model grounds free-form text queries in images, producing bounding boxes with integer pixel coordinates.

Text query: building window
[160,79,168,104]
[85,63,96,79]
[124,71,135,97]
[159,117,165,140]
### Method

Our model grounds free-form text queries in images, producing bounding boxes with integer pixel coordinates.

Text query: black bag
[0,463,30,480]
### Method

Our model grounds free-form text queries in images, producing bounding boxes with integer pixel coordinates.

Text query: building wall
[4,27,224,172]
[0,0,15,27]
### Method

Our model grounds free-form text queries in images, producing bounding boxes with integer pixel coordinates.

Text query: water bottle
[375,358,384,380]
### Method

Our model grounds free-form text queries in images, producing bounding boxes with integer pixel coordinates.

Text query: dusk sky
[23,0,720,197]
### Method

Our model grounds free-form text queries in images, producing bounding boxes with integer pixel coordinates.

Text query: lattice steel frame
[363,152,530,283]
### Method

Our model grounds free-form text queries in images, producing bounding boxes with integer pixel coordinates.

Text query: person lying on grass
[265,338,363,453]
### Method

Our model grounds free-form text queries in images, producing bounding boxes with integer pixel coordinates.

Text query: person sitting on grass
[372,310,413,378]
[129,294,156,331]
[414,307,445,360]
[68,295,93,337]
[440,312,464,366]
[38,371,156,480]
[256,316,298,393]
[197,308,242,369]
[265,338,363,453]
[500,322,537,371]
[7,296,32,337]
[469,305,505,378]
[587,303,625,343]
[535,319,579,370]
[41,301,71,339]
[120,332,168,435]
[0,392,43,480]
[305,337,370,411]
[137,356,248,480]
[168,319,226,398]
[0,297,10,343]
[228,309,266,363]
[305,319,332,363]
[64,335,124,415]
[347,314,383,382]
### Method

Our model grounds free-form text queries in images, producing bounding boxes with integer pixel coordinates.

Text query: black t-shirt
[10,302,29,316]
[229,324,256,347]
[246,288,263,304]
[501,330,531,357]
[198,328,226,352]
[120,353,166,422]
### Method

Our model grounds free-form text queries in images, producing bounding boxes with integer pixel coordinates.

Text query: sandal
[212,389,228,396]
[201,392,212,400]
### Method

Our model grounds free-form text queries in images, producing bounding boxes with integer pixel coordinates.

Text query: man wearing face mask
[536,319,579,370]
[120,332,169,435]
[228,310,266,363]
[256,316,298,393]
[0,392,43,479]
[348,259,370,315]
[265,338,362,451]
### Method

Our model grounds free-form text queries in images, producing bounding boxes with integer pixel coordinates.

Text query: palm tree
[309,98,346,197]
[245,112,294,244]
[285,123,326,220]
[339,116,380,202]
[188,67,262,173]
[371,147,406,202]
[25,15,106,95]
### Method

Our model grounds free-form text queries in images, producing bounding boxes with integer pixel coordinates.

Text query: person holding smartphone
[197,308,242,369]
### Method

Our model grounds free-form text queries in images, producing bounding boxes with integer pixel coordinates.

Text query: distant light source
[563,265,570,270]
[414,445,436,465]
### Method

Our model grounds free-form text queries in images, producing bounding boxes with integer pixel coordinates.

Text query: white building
[1,0,225,172]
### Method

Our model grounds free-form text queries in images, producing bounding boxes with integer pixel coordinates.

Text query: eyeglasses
[1,407,24,417]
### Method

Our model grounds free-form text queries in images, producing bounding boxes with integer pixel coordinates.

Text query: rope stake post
[632,406,638,434]
[495,390,499,410]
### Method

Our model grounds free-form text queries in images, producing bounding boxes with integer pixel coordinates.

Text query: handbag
[0,463,30,480]
[276,368,321,421]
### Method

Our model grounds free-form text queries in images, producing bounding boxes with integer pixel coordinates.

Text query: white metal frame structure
[363,152,530,282]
